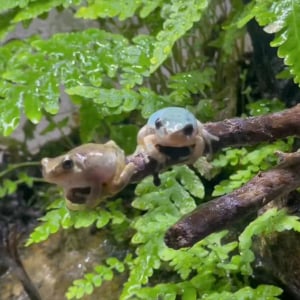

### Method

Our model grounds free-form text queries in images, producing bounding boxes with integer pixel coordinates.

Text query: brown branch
[126,104,300,249]
[0,224,41,300]
[128,104,300,182]
[164,151,300,249]
[204,104,300,153]
[61,105,300,239]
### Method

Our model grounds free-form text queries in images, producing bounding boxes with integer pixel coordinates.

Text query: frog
[41,141,136,210]
[137,107,219,165]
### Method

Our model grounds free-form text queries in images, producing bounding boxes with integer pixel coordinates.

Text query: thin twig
[0,161,40,178]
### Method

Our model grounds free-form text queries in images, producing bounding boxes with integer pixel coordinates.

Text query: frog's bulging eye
[62,158,74,170]
[183,124,194,136]
[155,118,163,129]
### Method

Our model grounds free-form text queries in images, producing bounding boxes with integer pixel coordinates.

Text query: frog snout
[41,158,50,176]
[41,157,49,167]
[41,158,48,166]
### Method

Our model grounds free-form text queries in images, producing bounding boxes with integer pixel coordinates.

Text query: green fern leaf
[138,87,171,118]
[12,0,81,23]
[76,0,142,20]
[150,0,209,72]
[272,1,300,84]
[120,241,162,300]
[121,168,200,299]
[168,68,216,104]
[0,0,81,40]
[204,285,282,300]
[239,208,300,276]
[210,2,257,62]
[76,0,163,20]
[0,10,18,40]
[66,258,124,299]
[0,29,153,135]
[140,0,164,18]
[174,165,205,200]
[251,1,292,32]
[249,0,300,85]
[26,198,117,245]
[26,198,68,245]
[0,96,21,136]
[0,0,31,12]
[135,282,197,300]
[212,139,292,196]
[66,86,141,116]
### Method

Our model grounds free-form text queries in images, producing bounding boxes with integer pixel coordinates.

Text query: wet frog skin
[41,141,136,210]
[137,107,218,164]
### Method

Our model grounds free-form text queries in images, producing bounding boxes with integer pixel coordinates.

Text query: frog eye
[183,124,194,136]
[62,158,74,170]
[155,118,163,129]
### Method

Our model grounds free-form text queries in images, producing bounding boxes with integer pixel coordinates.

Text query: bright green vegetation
[1,0,300,299]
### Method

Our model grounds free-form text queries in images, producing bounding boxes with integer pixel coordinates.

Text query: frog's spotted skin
[41,141,136,210]
[137,107,218,164]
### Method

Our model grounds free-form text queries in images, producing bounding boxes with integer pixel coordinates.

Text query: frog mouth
[66,187,91,204]
[157,145,193,161]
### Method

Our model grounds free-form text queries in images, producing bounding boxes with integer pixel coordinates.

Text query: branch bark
[204,103,300,153]
[126,104,300,249]
[164,151,300,249]
[129,104,300,182]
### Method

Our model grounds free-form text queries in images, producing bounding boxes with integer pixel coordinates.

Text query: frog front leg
[70,162,136,209]
[197,121,219,159]
[108,162,137,194]
[186,135,205,164]
[139,134,168,164]
[137,125,168,164]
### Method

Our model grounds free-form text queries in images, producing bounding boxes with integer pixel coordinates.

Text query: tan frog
[41,141,136,210]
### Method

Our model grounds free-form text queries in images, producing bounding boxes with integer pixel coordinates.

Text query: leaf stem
[0,161,40,178]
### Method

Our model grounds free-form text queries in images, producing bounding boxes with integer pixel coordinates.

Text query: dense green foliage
[1,0,300,299]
